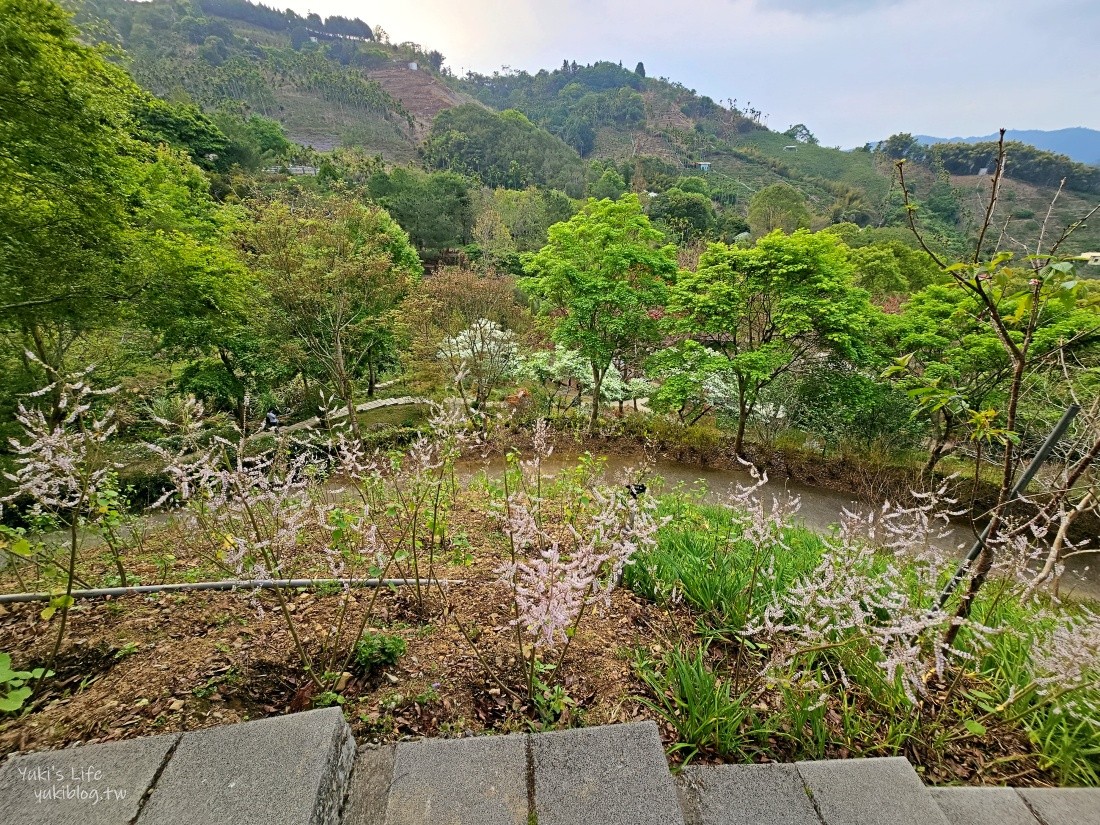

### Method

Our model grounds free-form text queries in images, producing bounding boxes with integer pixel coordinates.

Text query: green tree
[367,168,474,258]
[747,183,811,236]
[667,230,873,455]
[242,195,422,443]
[649,188,716,242]
[522,194,677,432]
[589,169,627,201]
[1,0,247,423]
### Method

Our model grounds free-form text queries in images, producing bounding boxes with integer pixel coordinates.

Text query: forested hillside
[70,0,1100,255]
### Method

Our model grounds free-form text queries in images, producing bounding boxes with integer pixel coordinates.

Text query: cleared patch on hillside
[368,67,476,140]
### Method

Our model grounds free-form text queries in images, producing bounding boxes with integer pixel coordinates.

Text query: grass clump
[354,632,407,673]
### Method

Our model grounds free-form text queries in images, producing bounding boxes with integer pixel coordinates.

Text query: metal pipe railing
[0,577,463,604]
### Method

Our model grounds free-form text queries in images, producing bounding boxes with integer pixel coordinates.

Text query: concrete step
[0,731,180,825]
[345,720,685,825]
[930,788,1041,825]
[1015,788,1100,825]
[531,720,685,825]
[677,763,820,825]
[930,786,1100,825]
[0,707,354,825]
[6,715,1100,825]
[137,707,355,825]
[372,732,529,825]
[795,756,951,825]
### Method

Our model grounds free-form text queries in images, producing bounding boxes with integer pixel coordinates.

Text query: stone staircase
[1,710,1097,825]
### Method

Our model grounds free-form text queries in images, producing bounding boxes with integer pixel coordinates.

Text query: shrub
[354,633,407,672]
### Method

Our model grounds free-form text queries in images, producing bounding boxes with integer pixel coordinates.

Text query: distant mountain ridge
[915,128,1100,166]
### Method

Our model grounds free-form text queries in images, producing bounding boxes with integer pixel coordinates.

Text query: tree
[649,188,716,242]
[1,0,141,343]
[783,123,818,145]
[366,168,474,258]
[747,183,811,236]
[634,61,645,78]
[522,195,677,432]
[438,319,522,426]
[879,132,922,161]
[894,135,1100,634]
[589,169,627,201]
[1,0,248,423]
[242,195,422,443]
[667,229,873,455]
[401,266,530,400]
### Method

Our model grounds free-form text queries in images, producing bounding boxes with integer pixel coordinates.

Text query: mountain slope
[81,0,1100,255]
[917,128,1100,166]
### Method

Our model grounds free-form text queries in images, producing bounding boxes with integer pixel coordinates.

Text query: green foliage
[747,182,811,236]
[0,652,51,713]
[353,632,408,672]
[667,229,875,451]
[241,192,422,440]
[928,141,1100,194]
[787,360,925,454]
[634,644,758,763]
[424,105,586,197]
[626,501,824,632]
[648,187,716,242]
[366,167,475,257]
[522,195,677,429]
[588,169,627,201]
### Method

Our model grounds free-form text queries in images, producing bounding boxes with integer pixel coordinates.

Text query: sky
[277,0,1098,147]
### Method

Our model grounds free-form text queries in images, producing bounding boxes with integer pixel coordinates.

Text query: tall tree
[242,195,422,443]
[1,0,248,422]
[522,194,677,432]
[667,229,873,455]
[747,183,811,237]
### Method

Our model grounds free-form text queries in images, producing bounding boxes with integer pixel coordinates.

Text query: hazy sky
[279,0,1097,147]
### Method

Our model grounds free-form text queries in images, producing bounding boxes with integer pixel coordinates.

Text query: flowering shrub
[631,470,1100,780]
[438,318,521,426]
[1,364,120,685]
[469,419,663,702]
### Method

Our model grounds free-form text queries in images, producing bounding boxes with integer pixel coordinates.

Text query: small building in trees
[695,161,711,172]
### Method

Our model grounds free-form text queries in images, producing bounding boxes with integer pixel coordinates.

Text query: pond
[458,451,1100,603]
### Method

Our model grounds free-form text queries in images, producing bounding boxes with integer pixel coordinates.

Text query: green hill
[78,0,1100,254]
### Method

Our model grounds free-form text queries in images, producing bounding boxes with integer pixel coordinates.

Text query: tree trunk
[218,347,246,427]
[589,365,603,434]
[733,388,748,457]
[366,351,377,399]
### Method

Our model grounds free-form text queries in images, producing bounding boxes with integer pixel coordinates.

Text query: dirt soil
[0,475,1066,787]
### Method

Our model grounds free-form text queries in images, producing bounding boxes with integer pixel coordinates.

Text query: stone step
[930,787,1041,825]
[0,731,180,825]
[0,707,354,825]
[6,715,1100,825]
[1015,788,1100,825]
[795,756,951,825]
[343,720,684,825]
[531,720,685,825]
[137,707,355,825]
[677,763,820,825]
[372,731,529,825]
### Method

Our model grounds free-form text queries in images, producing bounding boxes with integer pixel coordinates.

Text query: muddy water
[457,452,1100,603]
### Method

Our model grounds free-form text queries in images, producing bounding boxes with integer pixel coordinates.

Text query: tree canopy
[667,229,874,453]
[521,194,677,430]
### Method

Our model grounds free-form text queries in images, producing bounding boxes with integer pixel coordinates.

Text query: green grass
[626,499,1100,783]
[625,499,826,634]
